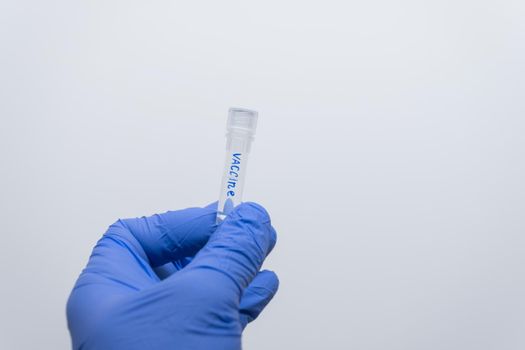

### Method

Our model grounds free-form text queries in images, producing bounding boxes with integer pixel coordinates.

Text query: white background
[1,1,525,349]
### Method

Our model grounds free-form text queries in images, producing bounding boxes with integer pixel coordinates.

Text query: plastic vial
[217,108,258,222]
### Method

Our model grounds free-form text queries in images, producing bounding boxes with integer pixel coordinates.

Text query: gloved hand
[66,202,278,350]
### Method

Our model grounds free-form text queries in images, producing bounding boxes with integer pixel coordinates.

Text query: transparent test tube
[217,108,258,222]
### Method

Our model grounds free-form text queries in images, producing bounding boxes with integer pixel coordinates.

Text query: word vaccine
[226,153,242,197]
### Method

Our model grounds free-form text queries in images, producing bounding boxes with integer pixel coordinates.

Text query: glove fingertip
[253,270,279,294]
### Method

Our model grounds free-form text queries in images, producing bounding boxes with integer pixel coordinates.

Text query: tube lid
[227,108,258,134]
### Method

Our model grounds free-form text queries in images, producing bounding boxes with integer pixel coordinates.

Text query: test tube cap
[227,108,258,135]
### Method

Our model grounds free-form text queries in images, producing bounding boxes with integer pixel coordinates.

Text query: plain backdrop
[1,1,524,349]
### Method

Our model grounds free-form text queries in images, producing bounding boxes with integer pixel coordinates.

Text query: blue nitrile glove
[66,202,278,350]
